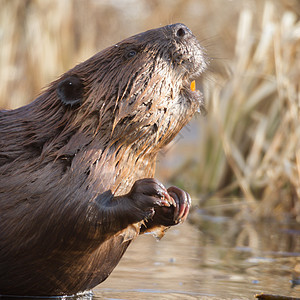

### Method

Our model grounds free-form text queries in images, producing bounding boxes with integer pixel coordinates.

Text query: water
[94,209,300,299]
[1,209,299,300]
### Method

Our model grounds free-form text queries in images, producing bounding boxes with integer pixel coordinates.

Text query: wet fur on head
[0,24,208,171]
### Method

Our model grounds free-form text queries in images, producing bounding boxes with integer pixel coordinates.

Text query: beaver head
[64,23,207,149]
[1,23,208,164]
[41,23,206,155]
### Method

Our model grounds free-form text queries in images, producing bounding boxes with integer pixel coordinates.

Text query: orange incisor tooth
[190,80,196,91]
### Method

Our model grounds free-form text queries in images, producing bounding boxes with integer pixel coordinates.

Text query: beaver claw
[128,178,175,217]
[167,186,191,224]
[153,186,191,226]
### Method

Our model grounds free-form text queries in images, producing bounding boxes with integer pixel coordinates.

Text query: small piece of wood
[255,293,300,300]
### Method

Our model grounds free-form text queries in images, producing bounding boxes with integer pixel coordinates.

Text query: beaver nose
[170,23,192,39]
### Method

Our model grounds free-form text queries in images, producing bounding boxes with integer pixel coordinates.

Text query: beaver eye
[125,49,137,59]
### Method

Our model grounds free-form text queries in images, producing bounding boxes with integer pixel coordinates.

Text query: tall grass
[170,2,300,222]
[0,0,299,221]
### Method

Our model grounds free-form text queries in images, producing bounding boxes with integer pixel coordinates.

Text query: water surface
[95,209,300,299]
[2,208,299,300]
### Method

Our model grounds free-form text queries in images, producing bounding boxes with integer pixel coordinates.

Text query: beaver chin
[180,79,206,115]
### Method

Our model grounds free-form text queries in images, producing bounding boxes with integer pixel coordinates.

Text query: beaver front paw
[149,186,191,227]
[127,178,176,221]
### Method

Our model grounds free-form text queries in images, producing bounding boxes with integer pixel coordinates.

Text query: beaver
[0,23,208,296]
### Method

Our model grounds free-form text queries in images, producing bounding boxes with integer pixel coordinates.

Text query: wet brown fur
[0,24,208,296]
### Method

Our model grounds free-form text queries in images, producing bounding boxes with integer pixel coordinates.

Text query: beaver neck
[66,135,157,197]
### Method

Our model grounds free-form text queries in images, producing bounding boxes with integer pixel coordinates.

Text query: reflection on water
[95,205,300,299]
[0,291,93,300]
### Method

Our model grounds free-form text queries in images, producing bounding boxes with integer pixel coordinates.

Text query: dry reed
[171,1,300,222]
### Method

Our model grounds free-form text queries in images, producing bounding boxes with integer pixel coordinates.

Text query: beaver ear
[57,75,84,106]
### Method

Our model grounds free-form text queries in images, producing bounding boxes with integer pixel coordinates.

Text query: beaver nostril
[176,27,186,38]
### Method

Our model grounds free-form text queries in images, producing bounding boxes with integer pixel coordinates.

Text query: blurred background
[1,1,300,298]
[1,0,299,222]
